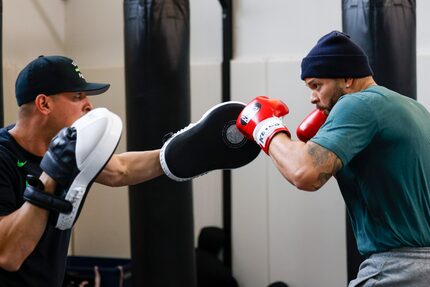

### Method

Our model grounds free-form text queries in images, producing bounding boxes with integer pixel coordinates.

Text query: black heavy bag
[342,0,416,99]
[342,0,417,282]
[0,0,3,127]
[124,1,196,287]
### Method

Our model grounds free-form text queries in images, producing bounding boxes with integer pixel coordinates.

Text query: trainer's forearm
[0,204,49,271]
[97,150,164,187]
[0,173,56,271]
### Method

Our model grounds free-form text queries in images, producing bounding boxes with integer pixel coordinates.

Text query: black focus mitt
[160,101,261,181]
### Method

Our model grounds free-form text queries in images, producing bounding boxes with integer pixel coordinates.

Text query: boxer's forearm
[269,135,342,191]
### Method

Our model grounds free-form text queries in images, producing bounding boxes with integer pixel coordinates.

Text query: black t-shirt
[0,126,71,287]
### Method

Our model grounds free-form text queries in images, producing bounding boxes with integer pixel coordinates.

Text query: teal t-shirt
[312,85,430,256]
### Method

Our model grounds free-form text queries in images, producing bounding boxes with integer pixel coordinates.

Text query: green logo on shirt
[17,160,27,168]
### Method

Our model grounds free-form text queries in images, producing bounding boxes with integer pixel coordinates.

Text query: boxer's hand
[236,96,290,154]
[296,109,327,142]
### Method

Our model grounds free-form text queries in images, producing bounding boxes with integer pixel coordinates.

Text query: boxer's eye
[74,93,85,100]
[308,83,320,90]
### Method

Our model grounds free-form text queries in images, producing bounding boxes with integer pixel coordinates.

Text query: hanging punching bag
[124,1,196,287]
[343,0,416,99]
[342,0,416,282]
[0,0,3,128]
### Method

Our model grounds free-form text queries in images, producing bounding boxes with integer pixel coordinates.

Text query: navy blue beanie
[300,31,373,80]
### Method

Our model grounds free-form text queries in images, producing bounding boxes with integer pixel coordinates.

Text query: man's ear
[34,94,51,114]
[344,78,353,88]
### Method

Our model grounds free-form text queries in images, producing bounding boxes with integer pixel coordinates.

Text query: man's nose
[310,92,318,104]
[83,99,93,112]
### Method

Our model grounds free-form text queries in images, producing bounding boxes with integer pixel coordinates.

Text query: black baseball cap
[15,55,110,106]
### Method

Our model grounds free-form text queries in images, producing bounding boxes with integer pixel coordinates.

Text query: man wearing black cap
[0,55,163,286]
[236,31,430,286]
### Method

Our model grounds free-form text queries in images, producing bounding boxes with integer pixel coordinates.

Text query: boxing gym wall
[2,1,430,287]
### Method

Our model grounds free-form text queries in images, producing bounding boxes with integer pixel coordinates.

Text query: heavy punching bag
[342,0,416,282]
[124,1,196,286]
[343,0,416,99]
[0,0,3,127]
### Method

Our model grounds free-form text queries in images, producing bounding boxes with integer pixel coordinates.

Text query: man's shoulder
[0,126,18,157]
[357,85,401,102]
[0,126,33,173]
[337,86,391,112]
[0,125,15,146]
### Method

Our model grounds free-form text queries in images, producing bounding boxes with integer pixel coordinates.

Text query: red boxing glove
[236,96,291,154]
[296,109,328,142]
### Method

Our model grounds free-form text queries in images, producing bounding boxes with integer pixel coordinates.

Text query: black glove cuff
[23,175,73,214]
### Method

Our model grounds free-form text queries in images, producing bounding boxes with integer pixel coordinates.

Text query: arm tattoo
[307,142,343,187]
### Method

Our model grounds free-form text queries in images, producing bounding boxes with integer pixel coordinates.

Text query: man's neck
[354,76,377,92]
[9,121,52,157]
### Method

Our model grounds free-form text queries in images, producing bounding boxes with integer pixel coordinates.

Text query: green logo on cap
[72,61,84,79]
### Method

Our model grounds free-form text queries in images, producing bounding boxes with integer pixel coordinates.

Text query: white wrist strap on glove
[253,117,287,150]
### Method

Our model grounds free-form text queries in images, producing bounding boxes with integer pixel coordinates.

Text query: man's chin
[316,107,330,116]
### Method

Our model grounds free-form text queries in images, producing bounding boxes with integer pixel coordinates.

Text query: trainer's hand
[296,109,327,142]
[39,108,122,229]
[160,101,261,181]
[236,96,290,154]
[22,127,80,222]
[40,126,79,188]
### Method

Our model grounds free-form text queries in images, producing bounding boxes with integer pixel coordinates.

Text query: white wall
[234,0,342,60]
[3,0,65,66]
[64,0,124,67]
[2,0,66,124]
[2,0,430,286]
[417,1,430,55]
[417,1,430,111]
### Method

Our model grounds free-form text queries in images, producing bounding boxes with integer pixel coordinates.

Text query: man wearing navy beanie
[236,31,430,286]
[300,31,373,80]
